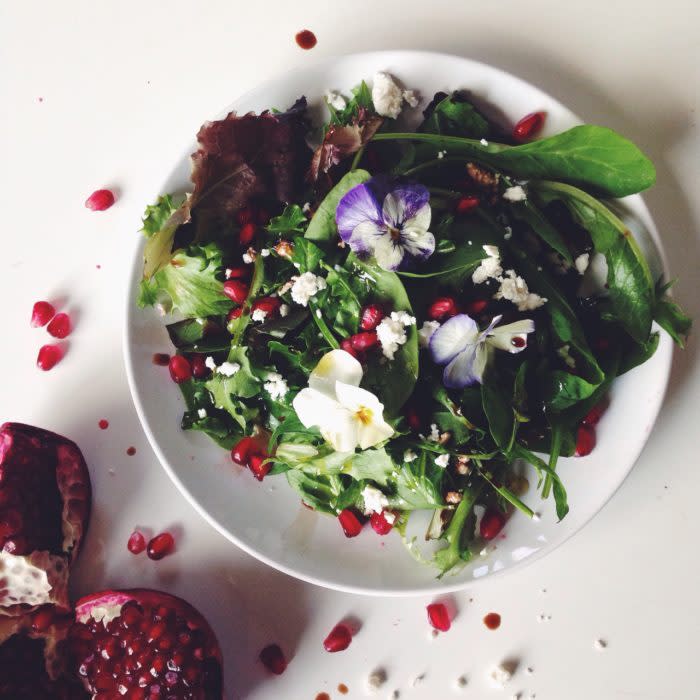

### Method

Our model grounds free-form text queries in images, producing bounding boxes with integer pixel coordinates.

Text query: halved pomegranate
[69,589,223,698]
[0,423,91,615]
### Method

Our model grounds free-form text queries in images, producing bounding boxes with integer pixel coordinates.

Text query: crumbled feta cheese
[197,408,208,419]
[362,485,389,514]
[428,423,440,442]
[435,454,450,468]
[263,372,288,401]
[437,150,446,159]
[503,185,527,202]
[302,202,312,214]
[242,251,255,264]
[366,667,387,693]
[279,303,290,317]
[218,362,240,377]
[325,90,347,110]
[495,270,547,311]
[290,272,327,306]
[372,72,403,119]
[404,449,418,463]
[260,248,270,257]
[376,311,415,360]
[402,89,419,107]
[574,252,590,275]
[225,268,233,278]
[593,638,607,651]
[488,663,513,688]
[315,309,322,318]
[251,309,268,323]
[480,138,489,146]
[205,356,217,371]
[556,344,576,369]
[418,320,440,348]
[383,511,396,525]
[472,245,503,284]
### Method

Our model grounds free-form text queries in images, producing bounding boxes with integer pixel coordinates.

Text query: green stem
[478,470,535,518]
[350,146,365,171]
[309,301,339,349]
[372,131,509,153]
[402,156,467,178]
[426,186,462,199]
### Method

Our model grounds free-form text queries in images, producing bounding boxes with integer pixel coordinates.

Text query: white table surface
[2,2,699,698]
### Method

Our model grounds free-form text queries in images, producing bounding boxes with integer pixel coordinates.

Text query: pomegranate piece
[227,306,244,321]
[350,331,378,351]
[465,299,489,315]
[239,222,257,246]
[582,398,608,426]
[222,279,249,304]
[36,344,64,371]
[575,423,596,456]
[427,603,451,632]
[427,296,458,321]
[146,532,175,560]
[251,296,282,317]
[84,189,115,211]
[340,337,361,360]
[0,423,91,614]
[323,624,352,653]
[189,354,210,379]
[360,304,385,331]
[225,265,250,280]
[404,405,422,431]
[70,589,223,698]
[512,111,546,142]
[480,508,506,541]
[248,454,271,482]
[337,509,363,538]
[259,643,287,675]
[370,510,395,535]
[168,355,192,383]
[230,436,259,467]
[46,312,72,339]
[455,195,480,214]
[31,301,55,328]
[127,530,146,555]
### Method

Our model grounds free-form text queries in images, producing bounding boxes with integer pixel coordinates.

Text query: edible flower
[430,314,534,388]
[292,349,394,451]
[335,177,435,270]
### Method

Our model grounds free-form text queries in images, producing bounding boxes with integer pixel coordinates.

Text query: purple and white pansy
[335,177,435,270]
[430,314,535,389]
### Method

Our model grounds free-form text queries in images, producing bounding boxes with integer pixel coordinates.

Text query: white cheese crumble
[376,311,416,360]
[302,202,312,214]
[495,270,547,311]
[383,511,396,525]
[242,251,255,264]
[593,638,607,651]
[260,248,270,257]
[290,272,327,306]
[402,89,419,107]
[437,150,446,159]
[503,185,527,202]
[418,320,440,348]
[372,72,404,119]
[218,361,240,377]
[403,449,418,463]
[488,663,513,688]
[197,408,207,419]
[435,454,450,468]
[428,423,440,442]
[263,372,288,400]
[251,309,268,323]
[366,667,387,693]
[574,252,590,275]
[480,138,489,146]
[325,90,347,110]
[362,485,389,514]
[472,245,503,284]
[205,356,217,371]
[279,303,290,317]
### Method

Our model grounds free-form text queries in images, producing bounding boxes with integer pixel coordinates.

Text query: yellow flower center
[355,406,374,425]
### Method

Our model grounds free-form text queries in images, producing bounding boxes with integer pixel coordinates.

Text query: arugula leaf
[267,204,307,235]
[138,243,232,318]
[291,237,324,272]
[393,451,444,509]
[373,125,656,197]
[541,371,599,411]
[419,91,490,138]
[511,444,569,519]
[509,200,573,263]
[286,470,343,514]
[433,485,481,576]
[327,80,374,126]
[305,170,371,241]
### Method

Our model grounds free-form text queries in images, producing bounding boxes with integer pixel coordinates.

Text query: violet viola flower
[430,314,535,389]
[335,177,435,270]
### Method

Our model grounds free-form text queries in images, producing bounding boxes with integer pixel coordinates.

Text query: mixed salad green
[137,75,690,576]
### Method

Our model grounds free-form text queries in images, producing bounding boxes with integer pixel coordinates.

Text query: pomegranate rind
[0,550,69,612]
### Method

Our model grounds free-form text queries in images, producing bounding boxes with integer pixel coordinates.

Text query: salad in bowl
[135,71,690,577]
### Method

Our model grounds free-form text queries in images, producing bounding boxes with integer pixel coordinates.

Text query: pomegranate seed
[455,196,480,214]
[338,509,363,538]
[404,406,422,431]
[147,532,175,560]
[231,437,258,466]
[251,297,281,316]
[47,312,72,339]
[168,355,192,383]
[128,530,146,554]
[340,337,360,359]
[235,206,254,226]
[85,188,115,211]
[350,331,378,351]
[98,419,109,429]
[30,300,55,327]
[126,446,136,456]
[222,280,249,304]
[239,222,257,246]
[575,423,596,457]
[427,603,451,632]
[36,343,63,370]
[511,336,526,349]
[225,265,249,280]
[480,508,506,540]
[31,607,54,632]
[259,644,287,674]
[370,511,395,535]
[465,299,488,315]
[249,453,271,481]
[428,297,458,321]
[189,355,209,379]
[512,111,546,142]
[227,306,243,321]
[323,624,352,652]
[360,304,385,331]
[582,399,608,426]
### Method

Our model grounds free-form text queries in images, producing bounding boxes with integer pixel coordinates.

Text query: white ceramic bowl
[124,51,672,595]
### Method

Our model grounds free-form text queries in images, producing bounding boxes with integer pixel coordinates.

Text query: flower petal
[357,417,394,449]
[336,181,383,245]
[334,381,384,414]
[349,220,385,255]
[381,185,430,228]
[320,413,360,452]
[485,319,535,353]
[372,234,405,271]
[402,201,431,232]
[443,346,481,388]
[430,313,479,365]
[399,226,435,262]
[334,382,394,449]
[308,349,363,398]
[292,387,345,429]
